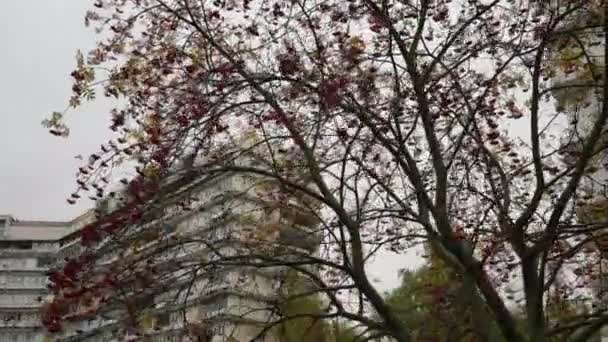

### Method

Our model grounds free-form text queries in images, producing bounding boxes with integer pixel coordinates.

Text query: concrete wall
[0,214,88,342]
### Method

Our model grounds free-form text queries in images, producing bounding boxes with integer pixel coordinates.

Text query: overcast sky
[0,1,422,291]
[0,0,551,297]
[0,1,113,221]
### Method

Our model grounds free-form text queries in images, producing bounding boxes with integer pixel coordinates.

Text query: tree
[383,252,602,342]
[382,253,498,342]
[275,271,358,342]
[43,0,608,341]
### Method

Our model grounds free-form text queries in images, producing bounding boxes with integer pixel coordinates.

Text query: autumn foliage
[43,0,608,341]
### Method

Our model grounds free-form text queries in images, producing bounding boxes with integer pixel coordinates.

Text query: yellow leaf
[139,311,155,331]
[143,164,160,178]
[127,129,145,143]
[241,129,260,147]
[349,36,366,53]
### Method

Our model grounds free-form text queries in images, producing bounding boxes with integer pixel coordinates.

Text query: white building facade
[549,1,607,339]
[0,214,91,342]
[43,155,321,341]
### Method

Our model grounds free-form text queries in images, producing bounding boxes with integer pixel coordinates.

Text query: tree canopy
[42,0,608,341]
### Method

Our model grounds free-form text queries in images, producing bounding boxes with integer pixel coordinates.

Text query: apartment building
[42,150,321,341]
[549,1,607,339]
[0,214,91,342]
[551,10,607,196]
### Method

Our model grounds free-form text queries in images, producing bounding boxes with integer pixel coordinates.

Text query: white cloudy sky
[0,1,113,221]
[0,1,437,291]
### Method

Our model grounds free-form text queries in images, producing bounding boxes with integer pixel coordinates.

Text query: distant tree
[384,249,604,342]
[274,271,334,342]
[382,249,503,342]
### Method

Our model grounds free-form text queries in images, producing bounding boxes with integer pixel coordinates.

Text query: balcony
[0,331,42,342]
[236,202,322,252]
[0,274,48,289]
[0,312,41,328]
[0,293,45,308]
[277,225,322,253]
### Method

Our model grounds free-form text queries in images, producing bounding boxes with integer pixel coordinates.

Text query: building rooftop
[0,211,94,241]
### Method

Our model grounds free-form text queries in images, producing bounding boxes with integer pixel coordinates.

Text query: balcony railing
[0,293,44,308]
[0,312,41,328]
[0,332,43,342]
[0,274,47,289]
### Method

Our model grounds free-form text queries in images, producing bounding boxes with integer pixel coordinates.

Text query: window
[37,256,54,268]
[162,224,176,234]
[0,241,32,250]
[156,311,170,327]
[204,297,228,312]
[135,294,155,311]
[17,242,32,250]
[208,324,225,337]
